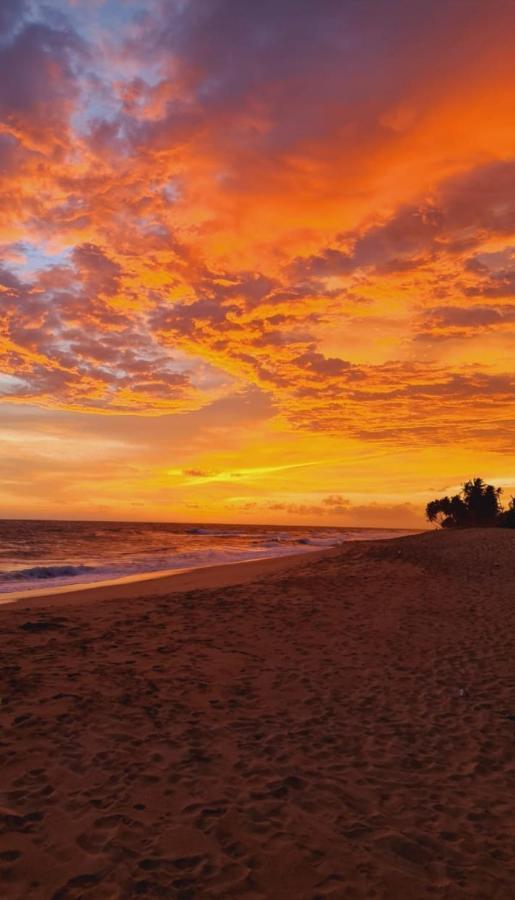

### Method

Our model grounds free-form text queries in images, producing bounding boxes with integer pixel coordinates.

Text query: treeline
[426,478,515,529]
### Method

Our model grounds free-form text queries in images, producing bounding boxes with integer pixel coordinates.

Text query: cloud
[323,494,350,512]
[0,17,85,142]
[72,243,123,297]
[341,501,423,528]
[0,0,513,465]
[233,495,423,526]
[0,259,205,413]
[292,161,515,283]
[293,351,352,377]
[418,304,515,332]
[0,0,29,38]
[467,268,515,299]
[139,0,515,167]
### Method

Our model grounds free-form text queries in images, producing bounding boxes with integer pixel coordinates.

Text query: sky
[0,0,514,526]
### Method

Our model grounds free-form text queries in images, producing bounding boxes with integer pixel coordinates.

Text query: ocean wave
[0,564,96,581]
[186,527,246,537]
[185,527,212,535]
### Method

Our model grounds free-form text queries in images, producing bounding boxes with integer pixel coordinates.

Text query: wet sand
[1,529,515,899]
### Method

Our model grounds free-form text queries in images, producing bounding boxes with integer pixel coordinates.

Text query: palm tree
[426,478,503,528]
[461,478,503,526]
[499,497,515,529]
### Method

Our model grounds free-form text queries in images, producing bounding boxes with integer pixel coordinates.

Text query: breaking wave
[1,564,96,581]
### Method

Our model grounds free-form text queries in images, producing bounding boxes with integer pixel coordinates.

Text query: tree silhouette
[462,478,503,525]
[499,497,515,529]
[426,478,503,528]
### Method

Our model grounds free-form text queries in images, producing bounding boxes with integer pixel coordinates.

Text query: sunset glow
[1,0,515,524]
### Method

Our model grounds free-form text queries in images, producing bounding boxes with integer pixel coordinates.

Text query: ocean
[0,519,414,597]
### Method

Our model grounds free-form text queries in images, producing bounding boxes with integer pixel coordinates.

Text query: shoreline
[0,545,341,610]
[0,528,423,609]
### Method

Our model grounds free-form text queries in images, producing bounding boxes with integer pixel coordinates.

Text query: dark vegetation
[426,477,515,529]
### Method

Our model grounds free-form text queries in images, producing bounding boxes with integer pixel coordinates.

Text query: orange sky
[1,0,514,525]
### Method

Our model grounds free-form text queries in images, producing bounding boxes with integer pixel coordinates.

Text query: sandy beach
[1,528,515,899]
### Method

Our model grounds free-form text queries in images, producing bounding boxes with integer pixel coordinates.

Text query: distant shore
[2,528,515,899]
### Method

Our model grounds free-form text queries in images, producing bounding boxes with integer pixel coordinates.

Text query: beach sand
[1,528,515,899]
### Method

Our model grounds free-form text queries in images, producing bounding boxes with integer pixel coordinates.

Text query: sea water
[0,519,414,595]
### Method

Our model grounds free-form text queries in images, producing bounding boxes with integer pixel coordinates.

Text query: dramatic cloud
[1,0,515,521]
[419,305,515,332]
